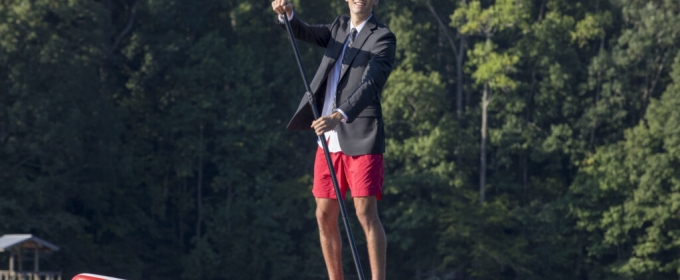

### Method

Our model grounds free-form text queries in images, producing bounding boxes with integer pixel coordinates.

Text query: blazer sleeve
[277,14,340,48]
[337,31,396,123]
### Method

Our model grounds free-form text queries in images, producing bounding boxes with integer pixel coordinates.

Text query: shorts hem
[312,191,382,201]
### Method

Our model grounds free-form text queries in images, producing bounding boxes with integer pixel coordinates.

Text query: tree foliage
[1,0,679,279]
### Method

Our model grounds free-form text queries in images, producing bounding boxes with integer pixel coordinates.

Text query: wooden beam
[34,247,40,272]
[9,250,14,272]
[18,248,23,272]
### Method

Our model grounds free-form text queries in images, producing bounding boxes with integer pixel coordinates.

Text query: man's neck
[351,13,371,27]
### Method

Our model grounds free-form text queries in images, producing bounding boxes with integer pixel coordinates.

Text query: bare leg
[354,196,386,280]
[316,198,344,280]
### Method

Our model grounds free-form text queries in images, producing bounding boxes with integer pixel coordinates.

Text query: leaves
[2,0,680,279]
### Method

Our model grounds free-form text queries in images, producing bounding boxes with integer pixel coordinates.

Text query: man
[272,0,395,279]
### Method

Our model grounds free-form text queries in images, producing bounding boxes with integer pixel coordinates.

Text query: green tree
[451,0,526,204]
[572,50,680,279]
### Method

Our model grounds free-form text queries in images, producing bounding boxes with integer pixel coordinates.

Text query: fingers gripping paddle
[281,13,366,280]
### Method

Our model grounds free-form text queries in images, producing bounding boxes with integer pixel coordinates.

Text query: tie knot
[349,28,357,44]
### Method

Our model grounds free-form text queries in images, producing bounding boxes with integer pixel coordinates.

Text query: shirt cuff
[277,11,294,23]
[334,109,348,123]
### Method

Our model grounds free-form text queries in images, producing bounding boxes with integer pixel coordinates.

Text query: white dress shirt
[319,15,371,152]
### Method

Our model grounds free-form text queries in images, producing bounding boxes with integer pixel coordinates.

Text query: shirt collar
[350,13,372,34]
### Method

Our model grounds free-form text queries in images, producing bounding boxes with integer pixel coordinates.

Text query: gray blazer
[281,14,396,156]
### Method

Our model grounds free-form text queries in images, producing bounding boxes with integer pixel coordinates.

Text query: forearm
[277,13,333,48]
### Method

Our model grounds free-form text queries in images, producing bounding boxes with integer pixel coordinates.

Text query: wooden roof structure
[0,234,61,280]
[0,234,60,253]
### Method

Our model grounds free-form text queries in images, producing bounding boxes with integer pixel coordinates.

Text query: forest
[1,0,680,279]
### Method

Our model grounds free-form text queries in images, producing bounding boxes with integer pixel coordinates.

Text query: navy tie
[342,28,357,65]
[336,28,358,110]
[349,28,357,45]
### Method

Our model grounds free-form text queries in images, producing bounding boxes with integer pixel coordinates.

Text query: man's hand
[311,111,344,136]
[271,0,293,18]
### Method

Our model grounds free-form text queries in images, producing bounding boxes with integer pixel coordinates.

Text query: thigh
[353,196,379,216]
[313,148,350,199]
[344,154,384,200]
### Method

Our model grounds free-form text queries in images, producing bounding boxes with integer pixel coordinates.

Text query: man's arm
[272,0,333,48]
[311,31,396,135]
[337,32,397,123]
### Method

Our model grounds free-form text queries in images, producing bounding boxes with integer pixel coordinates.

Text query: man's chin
[352,8,370,16]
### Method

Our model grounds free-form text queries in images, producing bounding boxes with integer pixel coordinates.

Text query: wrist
[332,111,345,121]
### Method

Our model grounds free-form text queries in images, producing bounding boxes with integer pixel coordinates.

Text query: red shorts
[313,147,384,200]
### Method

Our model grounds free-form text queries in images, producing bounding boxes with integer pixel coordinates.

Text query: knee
[355,204,379,227]
[316,206,337,225]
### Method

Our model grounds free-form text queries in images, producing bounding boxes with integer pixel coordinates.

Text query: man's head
[346,0,379,21]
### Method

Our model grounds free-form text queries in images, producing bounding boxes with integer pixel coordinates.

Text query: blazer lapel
[313,19,350,95]
[327,21,349,67]
[337,15,378,83]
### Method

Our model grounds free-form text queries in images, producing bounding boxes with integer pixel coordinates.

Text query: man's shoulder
[332,15,350,27]
[368,15,393,34]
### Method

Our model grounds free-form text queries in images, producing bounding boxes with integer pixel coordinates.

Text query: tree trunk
[458,0,467,116]
[196,124,204,239]
[424,0,466,118]
[227,186,234,233]
[480,82,488,204]
[590,35,605,150]
[524,67,536,191]
[538,0,547,21]
[457,35,466,118]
